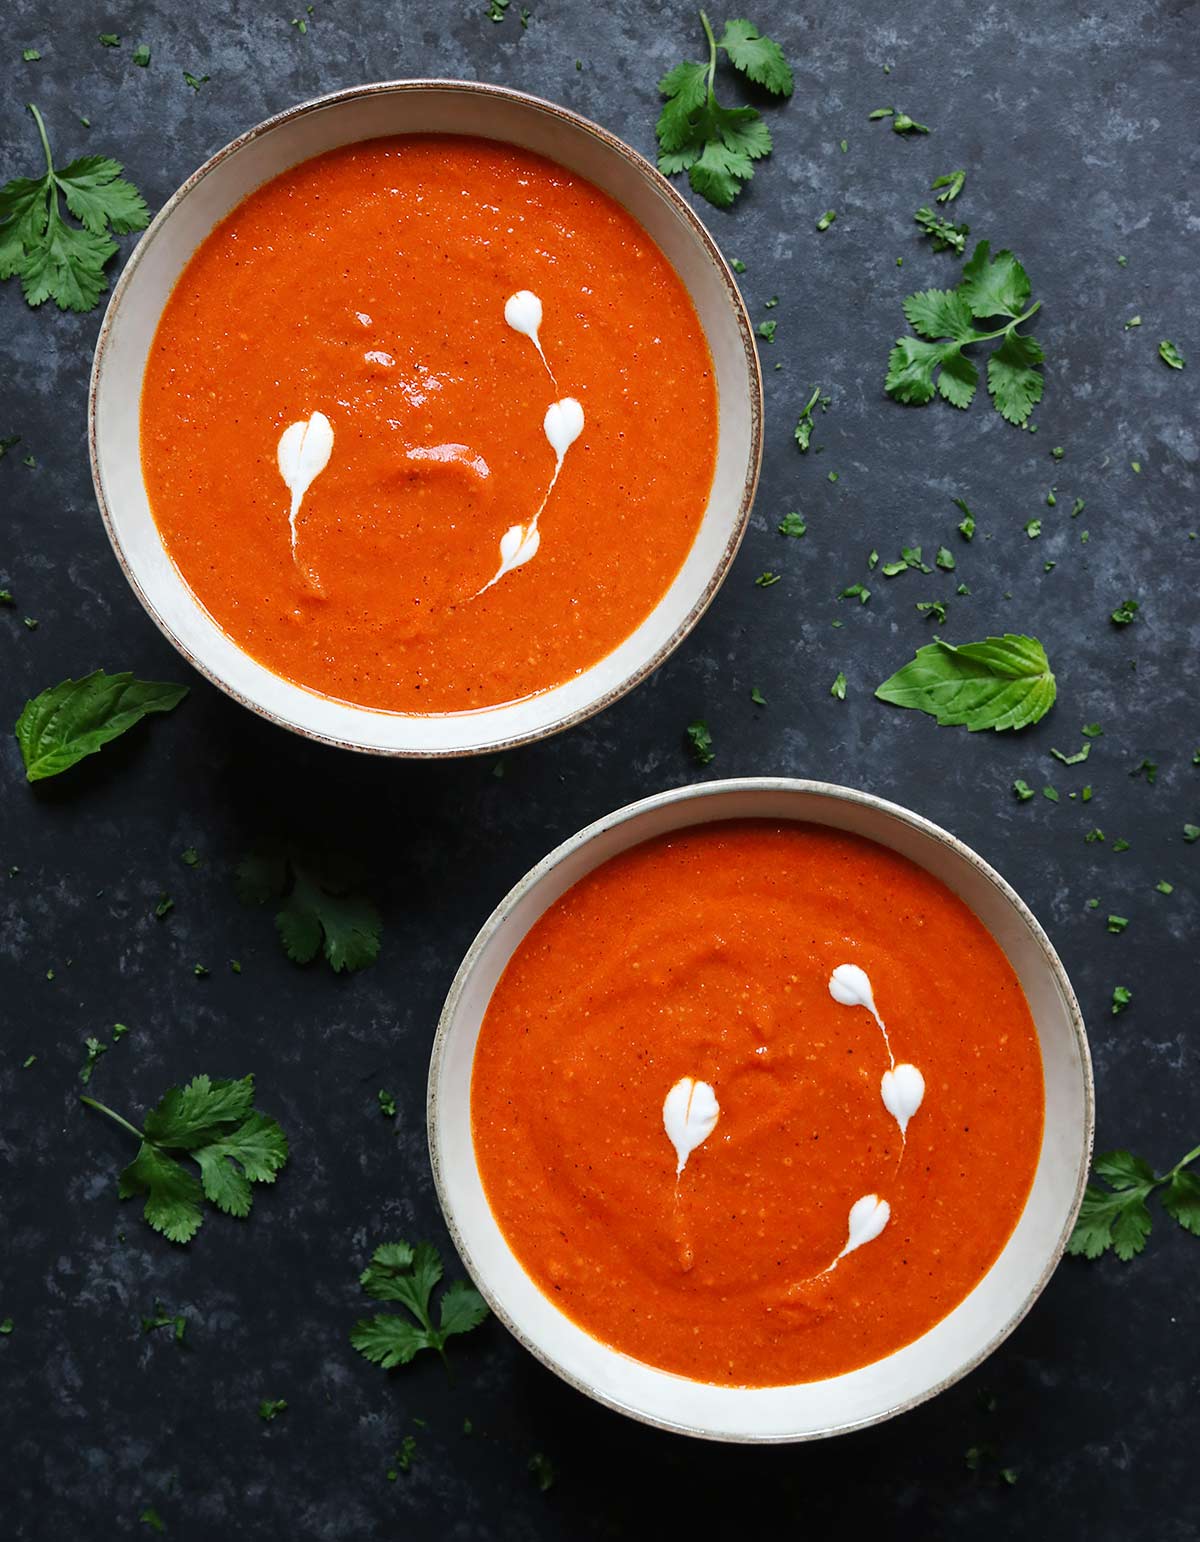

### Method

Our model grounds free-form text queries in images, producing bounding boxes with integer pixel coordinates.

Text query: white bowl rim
[428,776,1095,1442]
[87,78,763,758]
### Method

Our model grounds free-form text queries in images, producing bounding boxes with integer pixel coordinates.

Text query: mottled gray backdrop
[1,0,1198,1538]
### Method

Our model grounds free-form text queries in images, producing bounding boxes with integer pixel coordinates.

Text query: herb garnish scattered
[886,242,1045,425]
[869,107,929,134]
[876,634,1055,732]
[754,570,780,587]
[1069,1143,1200,1260]
[378,1089,397,1119]
[839,582,871,605]
[236,843,382,974]
[1158,339,1185,370]
[141,1301,187,1341]
[1110,598,1139,626]
[259,1398,288,1421]
[1013,780,1034,801]
[777,511,806,537]
[794,386,829,451]
[830,671,846,700]
[81,1074,288,1244]
[954,497,976,539]
[816,209,836,231]
[914,205,968,255]
[655,12,793,208]
[15,670,187,782]
[182,71,209,91]
[0,104,149,312]
[1111,986,1132,1015]
[529,1452,557,1492]
[686,719,715,765]
[350,1241,488,1371]
[931,169,965,203]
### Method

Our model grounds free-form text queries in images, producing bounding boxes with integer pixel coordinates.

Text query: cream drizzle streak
[277,411,334,554]
[475,396,584,597]
[504,289,556,383]
[828,962,925,1145]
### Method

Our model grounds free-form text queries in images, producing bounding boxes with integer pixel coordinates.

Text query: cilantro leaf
[1158,339,1185,370]
[875,634,1056,733]
[686,719,715,765]
[351,1240,488,1372]
[717,19,793,95]
[655,14,791,207]
[886,241,1044,425]
[1069,1142,1200,1261]
[15,669,188,781]
[931,169,966,203]
[0,105,148,312]
[84,1074,288,1244]
[236,842,382,973]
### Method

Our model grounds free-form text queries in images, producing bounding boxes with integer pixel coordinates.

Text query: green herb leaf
[1111,986,1132,1015]
[351,1240,488,1371]
[83,1073,288,1244]
[236,842,382,974]
[816,209,836,231]
[0,105,149,312]
[1070,1142,1200,1260]
[1110,598,1139,626]
[875,634,1055,733]
[830,671,846,700]
[931,169,965,203]
[777,510,806,537]
[1158,339,1186,370]
[655,15,791,208]
[259,1398,288,1421]
[794,386,829,451]
[1013,779,1035,801]
[914,205,969,255]
[15,669,188,781]
[686,719,715,765]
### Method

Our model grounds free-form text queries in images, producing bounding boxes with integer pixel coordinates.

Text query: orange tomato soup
[471,821,1044,1386]
[141,136,717,713]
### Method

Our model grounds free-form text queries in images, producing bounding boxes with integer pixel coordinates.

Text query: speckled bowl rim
[87,78,763,759]
[428,777,1095,1442]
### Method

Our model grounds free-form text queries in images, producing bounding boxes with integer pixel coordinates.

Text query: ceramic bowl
[428,778,1094,1442]
[88,80,761,757]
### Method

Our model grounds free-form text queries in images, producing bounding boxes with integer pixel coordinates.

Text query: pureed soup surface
[141,135,718,713]
[471,821,1045,1386]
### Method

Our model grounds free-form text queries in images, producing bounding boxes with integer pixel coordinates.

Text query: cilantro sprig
[1069,1143,1200,1261]
[886,241,1045,425]
[82,1074,288,1244]
[236,842,382,973]
[0,104,149,312]
[350,1241,488,1372]
[656,12,793,209]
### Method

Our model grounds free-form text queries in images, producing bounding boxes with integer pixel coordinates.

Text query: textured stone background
[2,0,1198,1537]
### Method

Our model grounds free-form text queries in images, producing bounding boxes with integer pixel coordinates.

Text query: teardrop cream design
[277,411,334,553]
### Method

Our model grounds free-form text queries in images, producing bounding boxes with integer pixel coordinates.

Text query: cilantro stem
[969,302,1042,343]
[1171,1143,1200,1175]
[79,1095,144,1142]
[699,9,718,99]
[26,103,62,233]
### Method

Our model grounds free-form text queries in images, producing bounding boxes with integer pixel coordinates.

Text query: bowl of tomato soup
[89,81,761,755]
[429,780,1093,1441]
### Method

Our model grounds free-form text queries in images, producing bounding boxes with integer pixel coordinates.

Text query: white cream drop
[663,1077,720,1176]
[881,1063,925,1136]
[504,289,556,382]
[277,411,334,553]
[475,397,585,597]
[835,1193,891,1263]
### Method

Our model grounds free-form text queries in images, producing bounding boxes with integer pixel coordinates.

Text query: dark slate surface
[2,0,1198,1537]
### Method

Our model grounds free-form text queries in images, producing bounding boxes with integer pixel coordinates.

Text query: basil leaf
[15,669,189,781]
[874,634,1055,732]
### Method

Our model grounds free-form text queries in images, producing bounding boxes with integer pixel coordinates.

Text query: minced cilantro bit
[133,44,151,66]
[1131,460,1142,473]
[916,600,947,623]
[750,686,766,706]
[1046,487,1057,506]
[914,205,969,255]
[816,209,836,231]
[827,470,839,482]
[98,32,121,46]
[80,1036,108,1084]
[1124,316,1141,330]
[1159,339,1186,370]
[181,847,200,866]
[1113,838,1131,853]
[1110,598,1139,626]
[839,583,870,604]
[830,671,846,700]
[1184,824,1200,844]
[1024,519,1041,538]
[794,386,830,451]
[686,720,715,765]
[954,498,976,539]
[730,257,745,273]
[1111,986,1132,1015]
[1050,743,1090,766]
[23,48,41,62]
[141,1301,186,1341]
[1043,786,1059,803]
[1107,915,1129,933]
[931,169,965,203]
[654,14,793,208]
[1051,446,1065,459]
[756,319,776,344]
[777,510,805,538]
[1013,780,1035,801]
[0,1317,12,1334]
[1085,828,1105,843]
[935,546,955,571]
[1156,879,1174,894]
[182,71,209,90]
[1082,723,1103,737]
[139,1508,165,1533]
[754,571,781,587]
[387,1434,418,1478]
[1131,758,1157,784]
[378,1089,397,1119]
[259,1398,288,1421]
